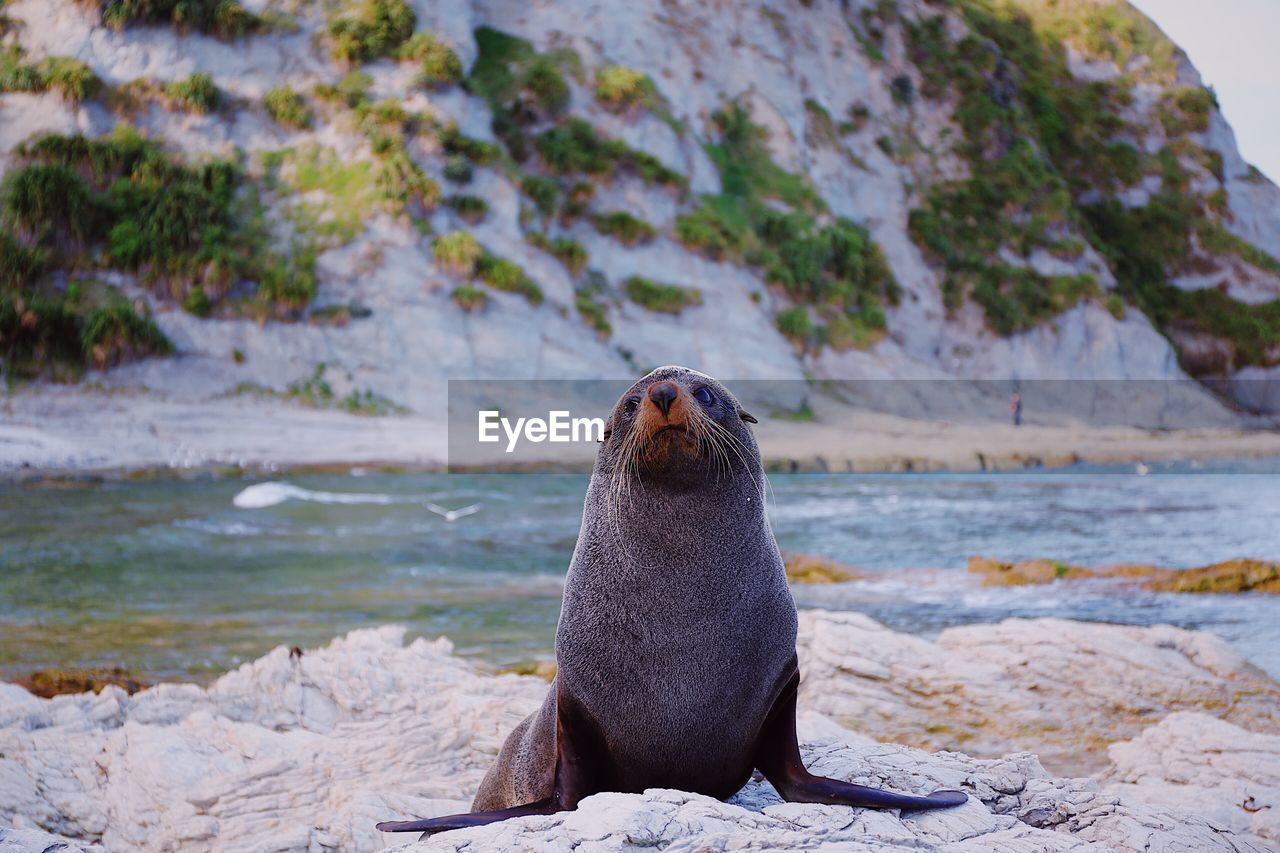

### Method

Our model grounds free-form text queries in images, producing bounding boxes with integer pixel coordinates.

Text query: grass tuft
[591,210,655,246]
[164,73,220,113]
[1,49,100,103]
[624,275,700,314]
[520,174,560,218]
[327,0,416,64]
[446,194,488,223]
[574,269,611,336]
[433,230,482,276]
[263,86,312,129]
[595,64,651,110]
[451,284,487,311]
[94,0,268,39]
[526,232,587,275]
[397,31,463,88]
[476,252,543,304]
[535,118,686,188]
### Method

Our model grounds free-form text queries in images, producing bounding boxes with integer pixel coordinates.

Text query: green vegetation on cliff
[263,87,313,129]
[903,5,1112,332]
[433,231,544,305]
[526,232,588,275]
[398,31,463,88]
[327,0,415,63]
[466,22,686,253]
[900,0,1279,369]
[1,48,100,102]
[591,210,655,246]
[0,271,171,379]
[536,119,685,188]
[2,128,316,337]
[574,271,612,336]
[624,276,700,314]
[164,72,220,113]
[678,102,898,351]
[89,0,269,39]
[466,26,573,161]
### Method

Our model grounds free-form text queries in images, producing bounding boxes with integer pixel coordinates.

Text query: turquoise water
[2,460,1278,682]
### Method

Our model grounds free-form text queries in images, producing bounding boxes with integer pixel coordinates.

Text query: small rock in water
[15,666,148,698]
[784,552,862,583]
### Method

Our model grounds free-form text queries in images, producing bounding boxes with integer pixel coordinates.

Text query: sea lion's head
[599,365,760,488]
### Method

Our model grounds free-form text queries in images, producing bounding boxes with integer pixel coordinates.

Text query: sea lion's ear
[601,417,613,442]
[739,409,758,424]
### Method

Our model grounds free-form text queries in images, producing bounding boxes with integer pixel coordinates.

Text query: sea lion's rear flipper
[753,664,969,811]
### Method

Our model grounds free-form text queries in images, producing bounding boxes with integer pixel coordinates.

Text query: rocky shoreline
[1,611,1276,851]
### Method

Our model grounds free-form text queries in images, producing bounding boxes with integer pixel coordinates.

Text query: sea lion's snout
[637,380,690,443]
[648,381,678,417]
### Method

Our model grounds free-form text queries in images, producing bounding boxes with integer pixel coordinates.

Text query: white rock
[1,613,1276,851]
[1104,711,1280,845]
[798,612,1280,777]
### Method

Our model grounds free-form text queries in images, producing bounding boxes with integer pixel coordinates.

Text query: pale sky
[1130,0,1280,182]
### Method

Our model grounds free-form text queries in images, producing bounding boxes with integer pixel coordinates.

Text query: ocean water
[2,459,1278,682]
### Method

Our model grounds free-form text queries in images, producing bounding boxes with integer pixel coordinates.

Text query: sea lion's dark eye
[623,396,641,415]
[693,386,715,406]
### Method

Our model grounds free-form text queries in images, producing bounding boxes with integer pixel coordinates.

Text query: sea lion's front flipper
[377,682,612,836]
[375,798,556,836]
[753,663,969,811]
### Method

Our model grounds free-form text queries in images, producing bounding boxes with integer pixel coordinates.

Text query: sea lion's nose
[648,382,678,417]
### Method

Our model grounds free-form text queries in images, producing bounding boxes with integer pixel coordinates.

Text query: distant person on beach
[1010,392,1023,426]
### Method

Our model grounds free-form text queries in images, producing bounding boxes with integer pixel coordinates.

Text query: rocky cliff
[2,0,1278,417]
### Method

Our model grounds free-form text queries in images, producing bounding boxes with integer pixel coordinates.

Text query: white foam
[232,481,400,509]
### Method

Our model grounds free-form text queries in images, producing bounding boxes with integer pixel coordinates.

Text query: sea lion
[378,366,967,835]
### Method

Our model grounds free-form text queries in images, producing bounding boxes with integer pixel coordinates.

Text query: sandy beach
[5,384,1280,477]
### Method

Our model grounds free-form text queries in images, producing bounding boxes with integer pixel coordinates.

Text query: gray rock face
[1,612,1276,851]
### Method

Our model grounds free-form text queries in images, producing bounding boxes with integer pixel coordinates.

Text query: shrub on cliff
[776,306,812,346]
[526,232,587,276]
[446,195,488,223]
[397,32,463,88]
[264,87,313,129]
[2,163,100,243]
[80,299,171,367]
[93,0,267,39]
[451,285,487,312]
[433,231,482,276]
[476,253,543,304]
[595,65,653,111]
[536,119,685,187]
[36,57,100,102]
[0,282,170,378]
[624,276,699,314]
[164,73,220,113]
[591,211,654,246]
[1,50,100,103]
[328,0,416,64]
[440,124,502,167]
[3,128,314,319]
[520,175,560,218]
